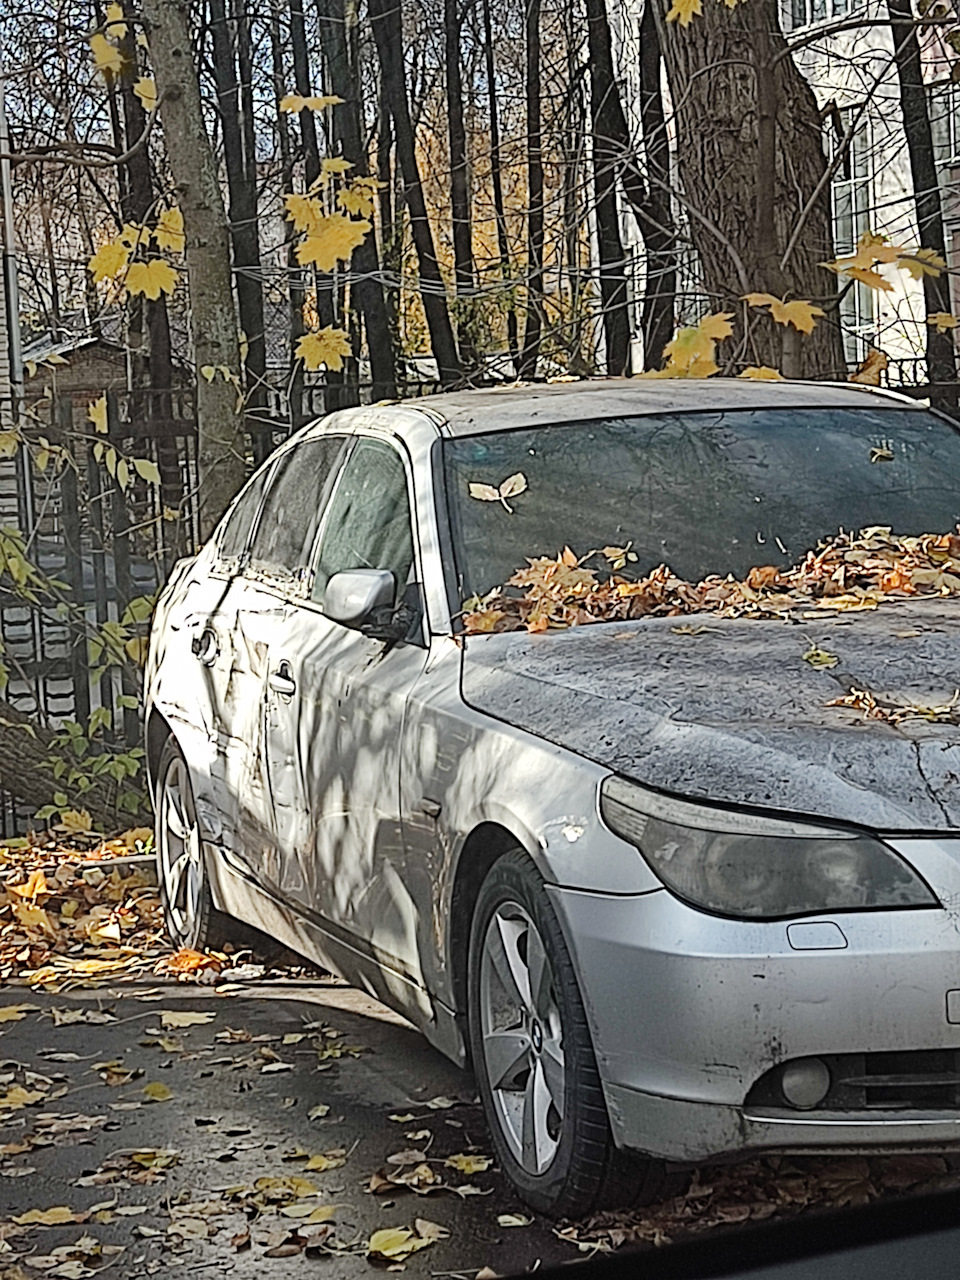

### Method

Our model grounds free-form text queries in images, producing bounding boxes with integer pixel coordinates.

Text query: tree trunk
[445,0,477,370]
[269,3,305,430]
[655,0,844,376]
[887,0,957,409]
[141,0,247,538]
[369,0,462,385]
[481,0,518,372]
[518,0,544,378]
[317,0,398,400]
[586,0,631,375]
[289,0,342,406]
[209,0,269,459]
[635,0,676,369]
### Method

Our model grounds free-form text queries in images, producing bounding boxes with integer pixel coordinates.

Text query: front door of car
[233,434,351,885]
[260,435,429,985]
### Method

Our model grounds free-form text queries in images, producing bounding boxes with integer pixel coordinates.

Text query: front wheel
[467,849,672,1217]
[155,738,231,952]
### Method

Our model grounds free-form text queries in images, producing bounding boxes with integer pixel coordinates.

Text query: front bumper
[551,872,960,1163]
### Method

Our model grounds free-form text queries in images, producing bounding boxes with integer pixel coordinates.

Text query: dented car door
[260,435,430,987]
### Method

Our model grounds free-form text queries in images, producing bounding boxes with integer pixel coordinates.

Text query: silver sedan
[146,379,960,1216]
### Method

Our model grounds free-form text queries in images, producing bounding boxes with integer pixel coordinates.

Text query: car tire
[155,738,232,952]
[468,848,675,1218]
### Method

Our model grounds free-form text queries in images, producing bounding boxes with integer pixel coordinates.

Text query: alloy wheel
[479,902,565,1175]
[158,754,203,945]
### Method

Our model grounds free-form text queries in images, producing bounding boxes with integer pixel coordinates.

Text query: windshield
[442,407,960,597]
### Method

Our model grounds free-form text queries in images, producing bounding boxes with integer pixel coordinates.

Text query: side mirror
[324,568,396,630]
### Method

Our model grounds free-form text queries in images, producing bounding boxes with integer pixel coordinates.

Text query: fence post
[106,392,139,750]
[54,396,90,732]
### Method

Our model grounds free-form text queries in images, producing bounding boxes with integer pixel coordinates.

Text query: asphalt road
[0,980,576,1279]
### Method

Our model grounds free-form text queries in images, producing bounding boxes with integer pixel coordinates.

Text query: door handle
[191,627,219,666]
[269,663,296,698]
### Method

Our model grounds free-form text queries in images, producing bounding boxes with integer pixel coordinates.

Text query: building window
[830,107,876,364]
[929,81,960,174]
[783,0,848,32]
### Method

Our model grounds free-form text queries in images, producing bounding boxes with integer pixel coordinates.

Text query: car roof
[400,377,921,437]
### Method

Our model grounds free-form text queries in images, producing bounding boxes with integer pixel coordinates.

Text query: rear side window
[248,435,348,582]
[311,437,414,607]
[217,467,270,563]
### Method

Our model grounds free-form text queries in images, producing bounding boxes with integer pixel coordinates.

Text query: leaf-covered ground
[0,836,957,1278]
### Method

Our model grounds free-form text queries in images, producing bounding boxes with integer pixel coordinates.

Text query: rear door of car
[260,432,430,989]
[181,464,275,867]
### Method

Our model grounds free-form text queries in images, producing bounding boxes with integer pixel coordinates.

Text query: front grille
[747,1050,960,1112]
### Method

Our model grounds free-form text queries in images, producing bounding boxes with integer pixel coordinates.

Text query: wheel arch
[145,707,175,801]
[446,819,550,1029]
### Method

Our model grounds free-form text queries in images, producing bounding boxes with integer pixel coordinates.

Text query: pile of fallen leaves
[555,1153,959,1253]
[0,829,166,990]
[463,526,960,634]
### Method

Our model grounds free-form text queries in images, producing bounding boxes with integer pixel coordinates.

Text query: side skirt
[204,842,466,1066]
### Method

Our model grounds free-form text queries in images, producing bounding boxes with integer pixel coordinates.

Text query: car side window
[217,467,271,563]
[311,437,415,608]
[247,436,349,583]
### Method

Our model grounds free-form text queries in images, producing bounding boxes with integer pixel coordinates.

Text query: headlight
[599,777,936,919]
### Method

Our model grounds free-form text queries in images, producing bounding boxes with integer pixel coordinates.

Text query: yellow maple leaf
[928,312,958,333]
[846,265,894,292]
[698,311,735,341]
[662,325,714,372]
[855,231,899,265]
[739,365,784,380]
[133,76,158,112]
[296,326,353,372]
[89,31,124,77]
[118,222,145,250]
[279,93,344,113]
[321,157,353,179]
[897,246,946,280]
[125,259,178,299]
[104,2,127,37]
[743,293,823,334]
[87,395,108,434]
[849,348,888,385]
[337,185,375,218]
[284,193,324,234]
[88,239,130,283]
[666,0,702,23]
[296,215,371,271]
[153,206,185,253]
[59,808,92,834]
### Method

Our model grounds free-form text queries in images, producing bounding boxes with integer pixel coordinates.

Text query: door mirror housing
[324,568,397,630]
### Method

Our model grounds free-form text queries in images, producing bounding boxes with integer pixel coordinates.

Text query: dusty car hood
[460,602,960,831]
